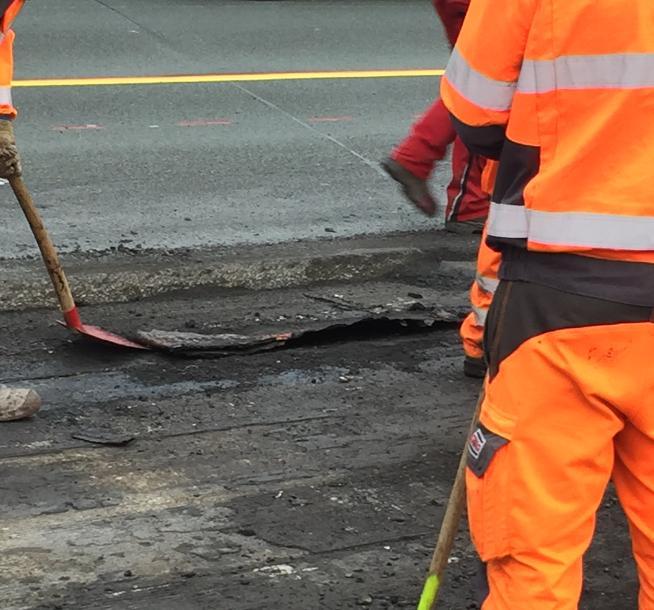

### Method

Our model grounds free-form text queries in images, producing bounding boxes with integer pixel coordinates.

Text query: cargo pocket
[466,423,513,561]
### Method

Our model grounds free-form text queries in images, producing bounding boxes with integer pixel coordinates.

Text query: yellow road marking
[12,68,445,88]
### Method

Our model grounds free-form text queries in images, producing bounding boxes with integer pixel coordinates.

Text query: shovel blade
[58,312,149,350]
[76,323,149,350]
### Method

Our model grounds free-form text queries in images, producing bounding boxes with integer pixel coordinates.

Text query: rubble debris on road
[71,429,135,447]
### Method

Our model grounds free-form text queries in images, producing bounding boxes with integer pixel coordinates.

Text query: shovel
[417,387,484,609]
[10,175,147,350]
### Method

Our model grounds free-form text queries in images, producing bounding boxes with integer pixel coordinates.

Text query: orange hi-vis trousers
[467,280,654,609]
[460,225,501,359]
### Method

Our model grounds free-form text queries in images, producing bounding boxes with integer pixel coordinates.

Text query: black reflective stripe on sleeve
[486,139,540,251]
[467,424,509,478]
[449,113,505,160]
[492,139,540,205]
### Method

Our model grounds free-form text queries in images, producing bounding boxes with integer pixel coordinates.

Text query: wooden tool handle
[419,387,485,610]
[431,390,483,573]
[9,176,77,314]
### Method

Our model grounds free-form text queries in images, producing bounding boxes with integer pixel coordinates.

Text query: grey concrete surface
[0,0,453,260]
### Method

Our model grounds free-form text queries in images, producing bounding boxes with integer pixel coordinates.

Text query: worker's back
[441,5,654,610]
[443,0,654,264]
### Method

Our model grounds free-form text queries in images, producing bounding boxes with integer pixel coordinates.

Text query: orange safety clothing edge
[0,1,22,118]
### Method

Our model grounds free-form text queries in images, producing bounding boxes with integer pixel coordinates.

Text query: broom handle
[9,176,76,314]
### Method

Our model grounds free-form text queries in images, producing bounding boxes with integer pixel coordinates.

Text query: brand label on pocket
[467,425,509,478]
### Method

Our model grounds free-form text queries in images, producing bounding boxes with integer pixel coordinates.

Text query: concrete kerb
[0,231,478,312]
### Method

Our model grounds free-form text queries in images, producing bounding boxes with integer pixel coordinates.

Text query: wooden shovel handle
[9,176,76,314]
[426,387,485,605]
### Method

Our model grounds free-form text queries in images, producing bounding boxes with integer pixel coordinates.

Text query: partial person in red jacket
[382,0,495,378]
[382,0,488,228]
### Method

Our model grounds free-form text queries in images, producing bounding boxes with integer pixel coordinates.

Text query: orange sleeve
[1,1,24,34]
[0,29,16,118]
[441,0,537,128]
[0,1,24,118]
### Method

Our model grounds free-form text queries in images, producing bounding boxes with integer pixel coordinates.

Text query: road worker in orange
[0,0,42,421]
[441,0,654,607]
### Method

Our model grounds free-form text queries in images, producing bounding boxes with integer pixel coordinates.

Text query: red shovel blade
[74,322,149,349]
[58,308,149,350]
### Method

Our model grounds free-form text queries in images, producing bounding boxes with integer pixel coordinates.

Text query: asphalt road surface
[2,0,452,259]
[0,3,641,610]
[0,248,638,610]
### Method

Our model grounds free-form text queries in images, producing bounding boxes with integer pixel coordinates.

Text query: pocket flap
[467,424,509,478]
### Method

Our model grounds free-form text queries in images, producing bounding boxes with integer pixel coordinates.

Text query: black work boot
[381,157,437,216]
[463,355,487,379]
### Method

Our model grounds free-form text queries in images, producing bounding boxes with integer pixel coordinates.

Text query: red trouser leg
[446,139,491,223]
[391,98,455,180]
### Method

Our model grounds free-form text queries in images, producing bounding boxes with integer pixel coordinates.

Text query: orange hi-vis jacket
[0,0,23,119]
[440,0,654,265]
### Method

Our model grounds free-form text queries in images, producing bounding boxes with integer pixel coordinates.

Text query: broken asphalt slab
[135,281,466,356]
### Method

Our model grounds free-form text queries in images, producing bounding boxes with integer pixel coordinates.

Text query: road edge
[0,230,479,311]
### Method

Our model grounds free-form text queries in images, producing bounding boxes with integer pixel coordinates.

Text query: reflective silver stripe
[471,304,487,327]
[0,86,12,107]
[488,203,529,239]
[476,273,499,294]
[489,203,654,250]
[518,53,654,94]
[445,47,517,112]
